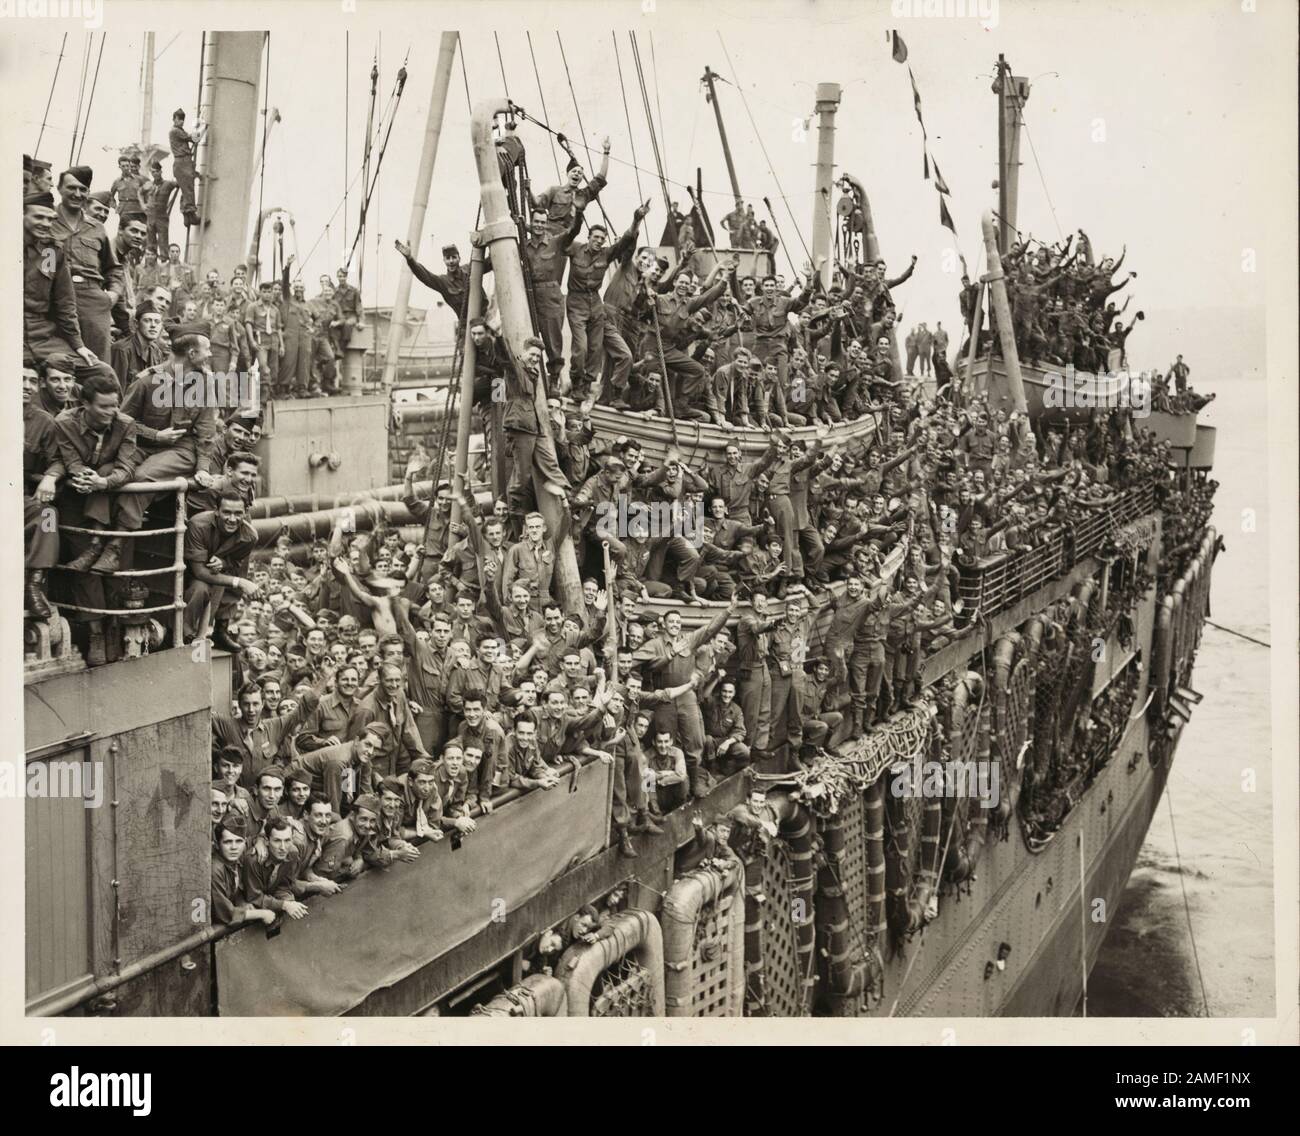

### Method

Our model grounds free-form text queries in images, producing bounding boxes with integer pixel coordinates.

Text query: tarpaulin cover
[215,760,613,1015]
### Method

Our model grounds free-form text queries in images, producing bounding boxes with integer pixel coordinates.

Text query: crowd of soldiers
[20,123,1212,930]
[962,228,1147,373]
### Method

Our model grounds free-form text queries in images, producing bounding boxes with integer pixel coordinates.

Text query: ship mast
[701,65,743,214]
[470,99,582,612]
[138,32,154,150]
[810,82,841,289]
[380,33,459,394]
[994,54,1030,255]
[192,32,266,276]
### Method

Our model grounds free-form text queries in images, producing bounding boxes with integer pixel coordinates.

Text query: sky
[7,0,1288,370]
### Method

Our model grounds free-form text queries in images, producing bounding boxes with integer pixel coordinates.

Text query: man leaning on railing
[52,366,142,665]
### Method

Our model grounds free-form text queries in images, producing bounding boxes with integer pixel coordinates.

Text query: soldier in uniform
[524,206,581,382]
[50,166,123,361]
[51,368,142,664]
[394,240,491,344]
[168,108,203,226]
[532,139,611,233]
[278,258,318,397]
[563,202,650,398]
[143,160,178,261]
[330,269,362,357]
[498,338,571,525]
[206,294,251,377]
[633,598,736,798]
[111,301,168,390]
[23,189,95,368]
[115,323,220,573]
[22,367,62,619]
[244,280,285,400]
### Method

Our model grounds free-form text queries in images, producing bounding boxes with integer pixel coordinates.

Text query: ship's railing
[54,478,190,647]
[956,484,1157,622]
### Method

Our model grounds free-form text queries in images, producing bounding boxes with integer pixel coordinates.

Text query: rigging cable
[716,31,813,266]
[344,31,349,252]
[35,32,68,158]
[74,33,106,165]
[1165,786,1213,1016]
[526,32,562,182]
[256,33,271,240]
[554,31,614,229]
[67,32,91,165]
[648,29,668,175]
[612,32,649,245]
[629,31,672,215]
[1005,77,1062,242]
[346,56,410,270]
[493,32,510,100]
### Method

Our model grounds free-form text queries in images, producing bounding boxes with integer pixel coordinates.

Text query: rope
[67,32,91,165]
[256,33,271,230]
[716,31,813,266]
[344,31,349,251]
[526,32,562,182]
[647,301,681,449]
[554,32,614,230]
[35,32,67,158]
[74,33,106,165]
[346,56,410,270]
[1004,75,1062,241]
[629,32,672,215]
[1205,620,1269,649]
[648,29,668,174]
[493,32,510,99]
[612,33,649,245]
[1165,785,1212,1015]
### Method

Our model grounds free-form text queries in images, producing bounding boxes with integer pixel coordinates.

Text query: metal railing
[956,485,1157,622]
[56,478,190,647]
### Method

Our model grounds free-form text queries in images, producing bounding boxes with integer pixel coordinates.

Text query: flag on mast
[891,31,909,64]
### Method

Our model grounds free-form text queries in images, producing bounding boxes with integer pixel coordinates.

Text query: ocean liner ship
[22,31,1219,1019]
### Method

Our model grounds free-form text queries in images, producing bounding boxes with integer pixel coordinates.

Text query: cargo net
[590,956,657,1018]
[994,654,1035,836]
[757,841,806,1018]
[838,789,870,952]
[939,681,983,881]
[687,888,742,1017]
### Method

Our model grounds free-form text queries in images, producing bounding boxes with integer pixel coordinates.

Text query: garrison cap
[408,758,437,777]
[351,794,381,816]
[24,190,54,208]
[63,164,94,189]
[441,243,459,256]
[172,320,213,339]
[218,815,248,838]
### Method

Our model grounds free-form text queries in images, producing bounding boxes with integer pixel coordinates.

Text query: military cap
[441,243,459,256]
[283,768,312,790]
[172,320,213,339]
[351,794,381,816]
[359,721,392,745]
[173,107,186,119]
[408,758,437,777]
[134,299,158,320]
[218,814,248,838]
[62,164,93,189]
[87,190,112,206]
[24,190,54,208]
[379,776,405,797]
[565,155,581,172]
